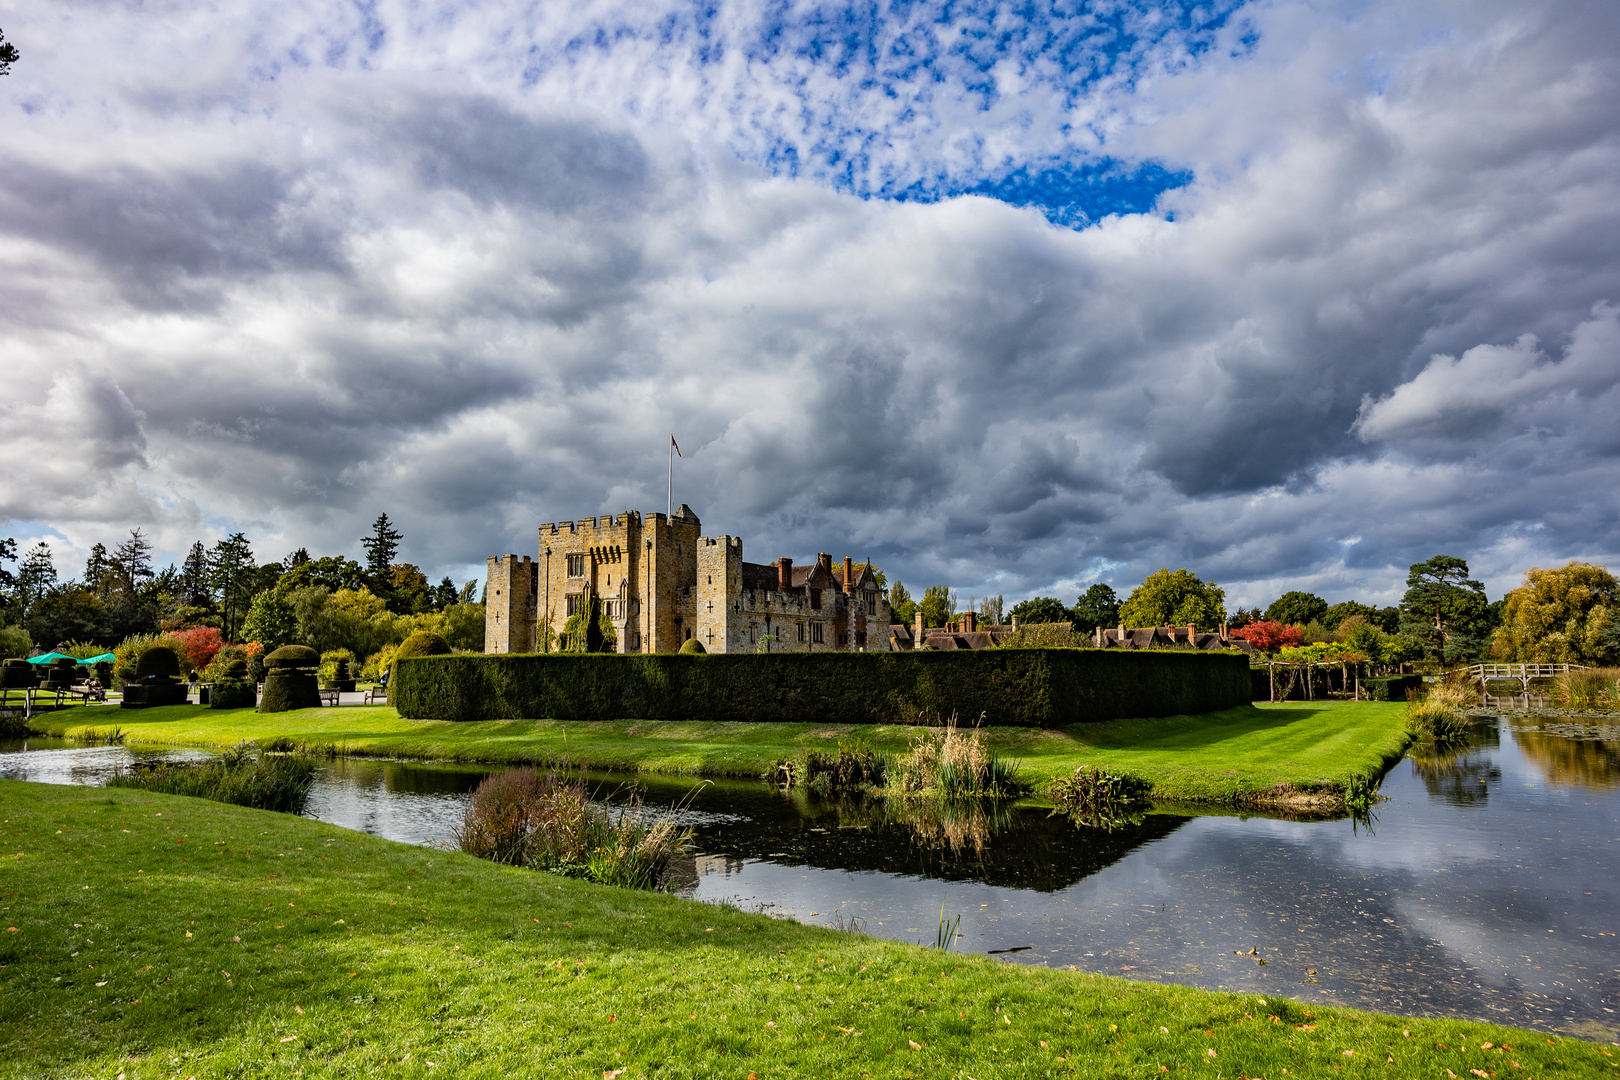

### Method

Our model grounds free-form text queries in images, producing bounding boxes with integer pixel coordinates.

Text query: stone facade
[485,505,892,654]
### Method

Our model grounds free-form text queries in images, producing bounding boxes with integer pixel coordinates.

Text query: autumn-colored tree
[167,625,225,672]
[1228,620,1303,654]
[1493,561,1619,665]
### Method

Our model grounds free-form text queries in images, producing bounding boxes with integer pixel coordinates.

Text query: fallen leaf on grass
[604,1071,625,1079]
[909,1040,921,1050]
[1207,1049,1217,1058]
[279,1036,297,1043]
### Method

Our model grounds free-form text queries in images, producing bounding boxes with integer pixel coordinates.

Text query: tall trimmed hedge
[393,648,1251,725]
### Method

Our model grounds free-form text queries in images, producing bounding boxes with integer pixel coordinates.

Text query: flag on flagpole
[671,435,682,458]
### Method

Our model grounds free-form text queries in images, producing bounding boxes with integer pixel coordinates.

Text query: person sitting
[86,676,106,703]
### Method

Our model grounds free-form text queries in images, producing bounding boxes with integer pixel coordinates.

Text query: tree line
[0,514,482,659]
[889,554,1618,667]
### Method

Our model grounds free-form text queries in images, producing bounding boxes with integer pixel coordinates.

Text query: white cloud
[0,0,1617,606]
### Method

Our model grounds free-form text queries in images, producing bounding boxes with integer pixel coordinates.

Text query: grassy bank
[0,781,1607,1080]
[33,701,1410,807]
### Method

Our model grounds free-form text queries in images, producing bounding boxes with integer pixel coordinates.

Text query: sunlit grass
[34,700,1411,805]
[0,781,1605,1079]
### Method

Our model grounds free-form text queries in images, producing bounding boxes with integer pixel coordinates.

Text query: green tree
[1010,597,1070,626]
[1493,561,1619,665]
[1399,555,1490,664]
[180,541,212,606]
[1118,568,1226,632]
[432,576,460,610]
[1071,584,1120,632]
[111,528,155,593]
[26,586,109,648]
[1322,600,1377,631]
[361,513,403,582]
[0,28,18,77]
[207,533,256,642]
[241,589,298,651]
[1265,591,1328,627]
[387,563,432,615]
[977,594,1005,625]
[438,602,486,651]
[15,541,56,620]
[889,581,916,627]
[919,585,955,629]
[278,556,369,594]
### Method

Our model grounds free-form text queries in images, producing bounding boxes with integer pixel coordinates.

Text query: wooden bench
[363,685,388,705]
[319,688,340,707]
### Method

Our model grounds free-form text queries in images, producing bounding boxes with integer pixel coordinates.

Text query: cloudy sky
[1,0,1616,608]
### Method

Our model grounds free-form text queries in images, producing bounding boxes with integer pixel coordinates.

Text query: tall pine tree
[361,513,402,582]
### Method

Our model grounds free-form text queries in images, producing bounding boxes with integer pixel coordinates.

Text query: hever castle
[484,506,891,654]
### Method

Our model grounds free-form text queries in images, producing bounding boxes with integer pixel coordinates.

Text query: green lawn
[0,781,1606,1080]
[33,701,1410,806]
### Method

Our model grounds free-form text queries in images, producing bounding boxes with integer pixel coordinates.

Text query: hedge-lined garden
[393,648,1251,725]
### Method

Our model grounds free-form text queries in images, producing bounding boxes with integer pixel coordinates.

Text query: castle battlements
[486,508,889,655]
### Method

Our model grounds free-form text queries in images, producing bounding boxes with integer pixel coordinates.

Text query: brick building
[485,505,891,654]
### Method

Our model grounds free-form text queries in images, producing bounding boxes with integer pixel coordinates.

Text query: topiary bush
[137,646,181,679]
[42,657,78,691]
[0,659,34,689]
[395,631,450,659]
[393,648,1253,725]
[678,638,706,655]
[121,645,188,708]
[209,659,256,709]
[258,645,321,713]
[319,649,357,692]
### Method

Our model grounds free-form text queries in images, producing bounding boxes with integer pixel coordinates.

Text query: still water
[1,715,1616,1040]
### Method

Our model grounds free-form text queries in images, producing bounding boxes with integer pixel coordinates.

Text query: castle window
[811,622,824,644]
[797,622,805,642]
[566,554,586,577]
[566,594,584,615]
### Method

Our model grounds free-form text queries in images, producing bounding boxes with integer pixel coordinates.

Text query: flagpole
[668,436,673,520]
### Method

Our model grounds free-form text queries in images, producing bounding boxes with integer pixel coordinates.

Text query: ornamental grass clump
[1551,667,1620,709]
[453,768,694,890]
[1405,680,1475,742]
[105,741,316,813]
[1049,765,1151,828]
[894,716,1028,797]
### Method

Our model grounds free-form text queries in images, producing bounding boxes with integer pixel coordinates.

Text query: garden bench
[364,685,388,705]
[319,688,340,707]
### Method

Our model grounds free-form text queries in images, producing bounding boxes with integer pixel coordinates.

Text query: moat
[2,714,1616,1041]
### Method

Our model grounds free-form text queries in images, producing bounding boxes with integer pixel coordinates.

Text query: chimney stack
[843,556,854,593]
[817,552,832,573]
[962,611,976,633]
[914,608,924,644]
[777,557,793,593]
[1186,624,1196,643]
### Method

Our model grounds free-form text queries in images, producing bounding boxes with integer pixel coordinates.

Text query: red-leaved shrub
[168,626,225,673]
[1229,620,1304,654]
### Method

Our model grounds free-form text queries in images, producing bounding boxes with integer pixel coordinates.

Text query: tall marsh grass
[1405,681,1476,742]
[105,741,316,813]
[775,741,886,793]
[453,768,695,890]
[894,718,1028,797]
[1551,668,1620,709]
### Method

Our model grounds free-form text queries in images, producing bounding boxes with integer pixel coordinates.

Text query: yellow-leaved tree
[1493,562,1618,665]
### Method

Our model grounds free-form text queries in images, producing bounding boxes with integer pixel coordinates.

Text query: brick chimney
[843,556,854,593]
[962,611,976,633]
[777,557,793,592]
[817,552,832,573]
[914,608,924,643]
[1186,624,1196,643]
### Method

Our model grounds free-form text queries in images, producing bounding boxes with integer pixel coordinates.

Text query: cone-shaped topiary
[678,638,707,654]
[259,645,321,713]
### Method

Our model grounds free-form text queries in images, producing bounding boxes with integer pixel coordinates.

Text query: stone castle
[484,505,891,654]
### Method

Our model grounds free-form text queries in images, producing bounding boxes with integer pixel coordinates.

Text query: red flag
[671,435,682,458]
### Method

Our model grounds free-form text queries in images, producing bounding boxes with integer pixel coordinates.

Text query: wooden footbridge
[1466,663,1585,692]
